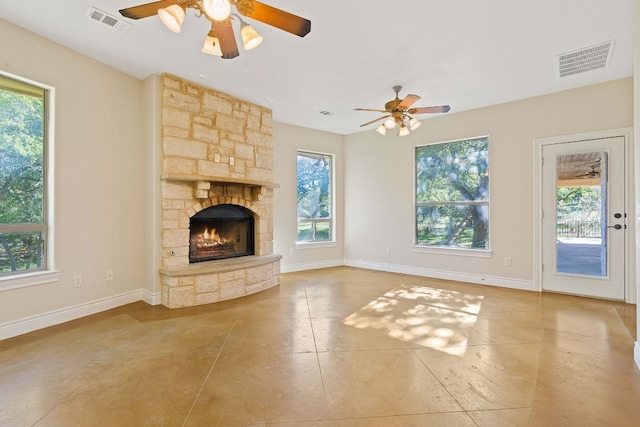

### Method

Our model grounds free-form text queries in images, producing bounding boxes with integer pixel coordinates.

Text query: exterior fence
[557,220,601,238]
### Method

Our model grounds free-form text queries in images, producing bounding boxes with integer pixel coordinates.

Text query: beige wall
[341,78,633,284]
[0,19,145,324]
[142,74,163,302]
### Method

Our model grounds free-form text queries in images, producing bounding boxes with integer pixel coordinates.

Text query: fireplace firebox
[189,204,255,263]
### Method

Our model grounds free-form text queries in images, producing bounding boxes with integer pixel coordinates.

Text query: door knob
[607,224,622,230]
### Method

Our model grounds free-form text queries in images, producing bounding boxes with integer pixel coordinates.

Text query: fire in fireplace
[189,204,255,263]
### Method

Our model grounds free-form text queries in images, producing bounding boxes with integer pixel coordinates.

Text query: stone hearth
[159,74,281,308]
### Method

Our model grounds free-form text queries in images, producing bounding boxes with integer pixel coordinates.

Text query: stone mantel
[161,173,279,189]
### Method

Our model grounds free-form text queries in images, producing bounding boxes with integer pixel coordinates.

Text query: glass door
[542,137,625,300]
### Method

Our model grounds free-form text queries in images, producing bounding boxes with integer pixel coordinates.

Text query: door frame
[533,127,635,303]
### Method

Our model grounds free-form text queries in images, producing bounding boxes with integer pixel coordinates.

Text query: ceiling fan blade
[214,20,240,59]
[354,108,388,113]
[119,0,176,19]
[397,94,420,110]
[573,159,601,168]
[359,115,391,127]
[409,105,451,114]
[240,1,311,37]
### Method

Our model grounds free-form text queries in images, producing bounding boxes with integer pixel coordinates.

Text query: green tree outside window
[297,151,332,242]
[415,137,489,249]
[0,74,47,274]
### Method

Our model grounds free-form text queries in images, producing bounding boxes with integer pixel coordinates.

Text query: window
[297,151,333,242]
[0,73,49,277]
[415,136,489,250]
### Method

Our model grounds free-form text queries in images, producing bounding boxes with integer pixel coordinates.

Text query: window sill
[411,245,492,258]
[0,270,60,291]
[296,241,337,250]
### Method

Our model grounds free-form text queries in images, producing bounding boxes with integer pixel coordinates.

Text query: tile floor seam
[180,310,241,427]
[408,346,469,416]
[468,325,495,345]
[544,326,634,344]
[305,284,331,416]
[30,392,73,427]
[464,411,482,427]
[323,409,482,424]
[527,329,546,427]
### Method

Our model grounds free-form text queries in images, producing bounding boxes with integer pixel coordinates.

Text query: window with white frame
[0,73,49,277]
[297,150,333,242]
[415,136,489,249]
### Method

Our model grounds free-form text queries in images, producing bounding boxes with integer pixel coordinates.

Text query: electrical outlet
[214,153,220,162]
[73,274,82,287]
[504,257,512,267]
[106,269,113,281]
[229,157,235,166]
[385,247,391,254]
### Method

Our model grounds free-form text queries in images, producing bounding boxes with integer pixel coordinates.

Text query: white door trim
[533,127,635,303]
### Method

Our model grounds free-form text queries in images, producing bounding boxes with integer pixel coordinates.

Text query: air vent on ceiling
[556,40,615,78]
[318,110,333,116]
[86,7,133,33]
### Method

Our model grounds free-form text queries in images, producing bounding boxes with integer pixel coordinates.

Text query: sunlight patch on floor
[343,284,484,356]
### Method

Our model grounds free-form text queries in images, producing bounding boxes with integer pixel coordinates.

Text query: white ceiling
[0,0,633,135]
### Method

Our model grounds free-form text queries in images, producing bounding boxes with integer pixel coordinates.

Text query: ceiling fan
[119,0,311,59]
[575,165,601,179]
[354,85,451,136]
[572,158,601,178]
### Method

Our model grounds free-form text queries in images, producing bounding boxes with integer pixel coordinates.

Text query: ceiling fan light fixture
[120,0,310,60]
[384,118,396,129]
[376,124,387,135]
[409,117,422,130]
[202,0,232,21]
[201,30,223,56]
[158,4,185,33]
[355,86,451,136]
[240,22,263,50]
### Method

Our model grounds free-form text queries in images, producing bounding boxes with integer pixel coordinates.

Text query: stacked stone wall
[161,74,273,182]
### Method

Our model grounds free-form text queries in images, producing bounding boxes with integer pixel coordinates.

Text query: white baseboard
[0,290,144,341]
[343,259,536,292]
[142,289,162,306]
[280,259,344,273]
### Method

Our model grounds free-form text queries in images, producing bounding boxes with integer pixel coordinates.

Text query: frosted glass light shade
[398,124,410,136]
[201,34,223,56]
[241,23,263,50]
[202,0,231,21]
[384,118,396,129]
[158,5,185,33]
[409,117,422,130]
[376,124,386,135]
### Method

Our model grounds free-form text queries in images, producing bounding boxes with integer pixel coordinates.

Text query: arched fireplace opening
[189,204,255,263]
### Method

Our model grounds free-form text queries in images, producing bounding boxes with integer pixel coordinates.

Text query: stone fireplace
[159,74,281,308]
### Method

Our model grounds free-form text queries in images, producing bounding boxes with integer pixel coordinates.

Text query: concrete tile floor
[0,267,638,426]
